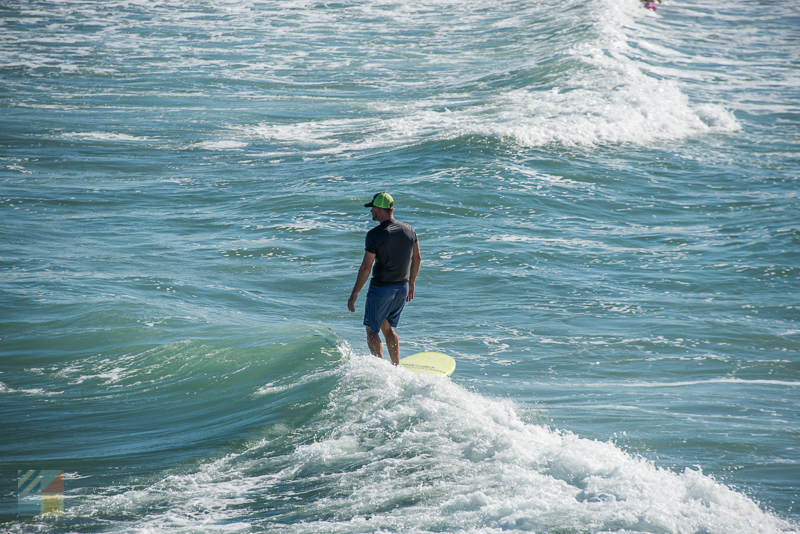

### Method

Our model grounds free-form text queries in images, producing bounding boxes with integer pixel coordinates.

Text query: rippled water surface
[2,0,799,532]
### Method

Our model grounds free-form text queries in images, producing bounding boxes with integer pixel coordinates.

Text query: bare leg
[380,319,400,366]
[366,326,383,358]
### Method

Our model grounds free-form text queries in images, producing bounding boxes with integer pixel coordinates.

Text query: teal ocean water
[2,0,799,532]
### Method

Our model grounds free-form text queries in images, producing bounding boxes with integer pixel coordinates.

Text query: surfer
[347,192,421,366]
[641,0,660,11]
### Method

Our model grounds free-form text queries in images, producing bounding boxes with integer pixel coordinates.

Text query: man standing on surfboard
[347,192,421,366]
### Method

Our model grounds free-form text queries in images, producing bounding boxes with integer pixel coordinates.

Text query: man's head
[365,192,394,222]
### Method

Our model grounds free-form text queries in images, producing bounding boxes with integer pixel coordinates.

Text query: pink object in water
[644,1,657,11]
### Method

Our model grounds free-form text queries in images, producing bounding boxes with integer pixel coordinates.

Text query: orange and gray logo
[18,470,64,516]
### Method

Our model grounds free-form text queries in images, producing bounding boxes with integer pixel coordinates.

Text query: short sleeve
[365,231,377,254]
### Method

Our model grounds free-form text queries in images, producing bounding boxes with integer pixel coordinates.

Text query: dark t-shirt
[365,218,417,286]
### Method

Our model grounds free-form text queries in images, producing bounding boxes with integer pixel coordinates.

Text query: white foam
[295,356,797,533]
[0,381,62,396]
[195,140,248,151]
[620,378,800,388]
[68,354,796,533]
[62,132,152,142]
[254,381,291,396]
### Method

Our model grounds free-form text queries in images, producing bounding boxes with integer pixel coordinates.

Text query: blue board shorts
[363,283,409,333]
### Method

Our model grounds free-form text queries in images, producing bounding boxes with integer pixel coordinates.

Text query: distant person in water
[348,192,421,366]
[642,0,661,11]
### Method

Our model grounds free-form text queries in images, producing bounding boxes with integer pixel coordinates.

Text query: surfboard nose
[399,352,456,377]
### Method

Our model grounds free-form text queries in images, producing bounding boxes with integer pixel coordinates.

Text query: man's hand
[347,294,357,312]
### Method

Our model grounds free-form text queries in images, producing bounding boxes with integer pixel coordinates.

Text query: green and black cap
[364,192,394,209]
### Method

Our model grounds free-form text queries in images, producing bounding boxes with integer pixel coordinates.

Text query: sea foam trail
[46,352,797,534]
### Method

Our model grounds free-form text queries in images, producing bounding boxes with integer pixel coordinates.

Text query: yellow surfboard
[399,352,456,377]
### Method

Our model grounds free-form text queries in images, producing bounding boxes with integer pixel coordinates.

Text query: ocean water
[1,0,799,532]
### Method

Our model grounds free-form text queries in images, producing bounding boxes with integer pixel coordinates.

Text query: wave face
[6,347,794,533]
[1,0,799,532]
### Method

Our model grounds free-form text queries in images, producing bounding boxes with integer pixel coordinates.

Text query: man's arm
[348,251,376,312]
[407,240,421,302]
